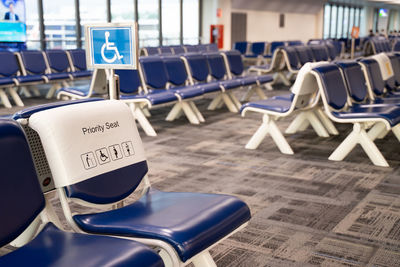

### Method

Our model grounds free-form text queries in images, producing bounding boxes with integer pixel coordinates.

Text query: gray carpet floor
[1,85,400,266]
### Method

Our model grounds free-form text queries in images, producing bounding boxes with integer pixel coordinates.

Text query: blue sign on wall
[86,24,137,69]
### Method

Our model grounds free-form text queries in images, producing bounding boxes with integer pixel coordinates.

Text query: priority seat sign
[85,23,137,69]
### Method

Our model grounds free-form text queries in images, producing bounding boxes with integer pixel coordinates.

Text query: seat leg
[20,86,32,98]
[207,94,222,110]
[276,72,291,86]
[245,114,270,149]
[329,123,388,167]
[181,101,200,124]
[221,92,239,113]
[0,88,12,108]
[191,251,217,267]
[255,86,267,99]
[7,87,24,107]
[166,103,183,122]
[241,87,255,102]
[285,112,308,134]
[129,103,157,137]
[46,84,60,99]
[391,124,400,142]
[268,117,294,154]
[31,87,41,97]
[142,107,151,117]
[306,111,330,137]
[264,82,273,91]
[227,91,242,109]
[189,101,205,123]
[367,122,387,141]
[315,108,339,135]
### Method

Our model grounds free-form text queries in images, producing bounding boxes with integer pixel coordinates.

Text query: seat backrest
[270,41,285,55]
[326,43,337,60]
[0,120,45,248]
[281,46,300,69]
[68,49,87,71]
[145,47,159,56]
[182,53,210,82]
[159,46,172,55]
[139,56,169,89]
[224,50,245,76]
[393,40,400,52]
[371,53,396,91]
[250,42,265,56]
[19,50,47,75]
[336,61,368,102]
[389,54,400,86]
[312,63,349,110]
[288,40,303,46]
[207,43,218,52]
[171,46,186,55]
[295,46,314,65]
[359,58,386,96]
[310,45,329,61]
[45,50,71,73]
[116,69,142,94]
[0,51,20,77]
[196,44,208,52]
[28,100,148,205]
[162,55,189,86]
[203,52,227,80]
[233,41,248,54]
[184,45,198,53]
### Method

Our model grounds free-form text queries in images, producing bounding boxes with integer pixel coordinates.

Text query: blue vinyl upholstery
[73,188,251,262]
[15,74,45,84]
[0,51,20,78]
[68,49,87,71]
[171,46,186,55]
[335,61,368,102]
[310,45,329,61]
[247,42,265,57]
[240,98,292,114]
[45,50,70,73]
[359,58,386,96]
[282,46,300,70]
[269,41,285,55]
[183,53,210,82]
[0,223,164,267]
[295,46,314,65]
[121,90,178,105]
[162,56,189,86]
[139,56,169,89]
[0,77,15,86]
[233,41,248,54]
[116,69,141,94]
[184,45,198,53]
[145,47,159,56]
[207,43,218,52]
[389,54,400,86]
[19,50,48,75]
[159,47,172,55]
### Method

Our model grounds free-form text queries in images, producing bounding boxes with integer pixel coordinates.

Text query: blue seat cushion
[238,76,258,86]
[240,98,292,113]
[73,189,251,262]
[57,86,91,97]
[332,105,400,127]
[244,54,258,58]
[46,73,70,80]
[171,86,204,99]
[273,93,295,101]
[256,74,273,84]
[218,79,242,90]
[71,70,92,78]
[121,90,178,105]
[16,75,45,84]
[0,223,164,267]
[0,77,15,86]
[198,81,222,93]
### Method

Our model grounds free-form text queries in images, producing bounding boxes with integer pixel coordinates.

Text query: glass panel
[323,4,330,39]
[337,6,343,38]
[80,0,107,47]
[330,5,337,39]
[343,7,349,38]
[138,0,160,47]
[162,0,180,45]
[43,0,76,49]
[349,7,354,37]
[354,8,360,27]
[26,0,40,49]
[111,0,135,22]
[183,0,199,44]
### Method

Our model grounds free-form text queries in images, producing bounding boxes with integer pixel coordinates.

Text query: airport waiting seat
[171,45,186,55]
[24,100,251,267]
[182,52,242,112]
[264,41,285,59]
[66,49,92,79]
[233,41,248,55]
[240,62,332,154]
[0,119,164,267]
[244,42,266,64]
[295,46,315,65]
[287,40,303,46]
[143,47,160,56]
[311,63,400,167]
[159,46,173,55]
[325,43,338,61]
[206,43,218,52]
[45,50,73,81]
[18,50,71,99]
[393,40,400,52]
[309,45,329,61]
[184,45,199,53]
[0,51,26,108]
[139,56,205,124]
[371,53,400,93]
[195,44,208,52]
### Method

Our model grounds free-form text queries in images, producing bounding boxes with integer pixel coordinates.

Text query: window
[343,7,349,38]
[337,6,343,38]
[111,0,135,22]
[330,5,337,38]
[323,4,330,39]
[323,4,364,39]
[161,0,180,45]
[26,0,40,49]
[138,0,160,47]
[43,0,76,49]
[183,0,199,44]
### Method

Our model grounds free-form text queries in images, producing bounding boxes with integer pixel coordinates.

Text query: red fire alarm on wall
[217,8,222,18]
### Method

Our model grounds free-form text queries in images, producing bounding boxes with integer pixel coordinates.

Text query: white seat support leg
[285,110,329,137]
[306,111,330,138]
[255,86,267,99]
[189,101,205,123]
[7,88,24,107]
[180,101,200,124]
[191,251,217,267]
[227,91,242,110]
[285,112,308,134]
[128,103,157,137]
[315,108,339,135]
[20,86,32,98]
[391,124,400,142]
[241,87,255,102]
[0,88,12,108]
[221,93,239,113]
[329,123,389,167]
[367,122,387,141]
[46,84,61,99]
[207,94,222,110]
[276,72,291,86]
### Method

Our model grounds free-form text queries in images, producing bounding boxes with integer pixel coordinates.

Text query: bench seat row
[141,43,218,56]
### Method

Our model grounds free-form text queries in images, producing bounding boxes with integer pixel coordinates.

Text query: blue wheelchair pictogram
[90,27,133,66]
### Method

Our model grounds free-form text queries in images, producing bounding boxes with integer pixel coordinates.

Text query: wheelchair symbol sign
[86,24,137,69]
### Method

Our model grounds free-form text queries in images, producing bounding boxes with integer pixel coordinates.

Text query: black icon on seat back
[81,152,97,170]
[95,148,111,165]
[109,144,123,161]
[121,141,134,157]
